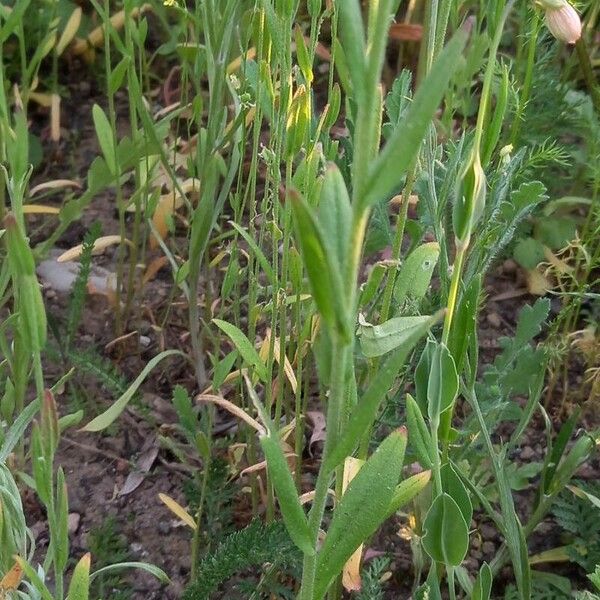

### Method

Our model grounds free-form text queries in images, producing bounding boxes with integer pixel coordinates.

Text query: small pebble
[482,541,495,556]
[130,542,143,555]
[158,521,171,535]
[480,524,496,541]
[139,335,151,347]
[68,513,81,534]
[487,312,501,328]
[520,446,535,460]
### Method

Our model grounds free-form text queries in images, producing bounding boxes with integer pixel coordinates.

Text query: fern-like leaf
[66,222,102,349]
[182,519,300,600]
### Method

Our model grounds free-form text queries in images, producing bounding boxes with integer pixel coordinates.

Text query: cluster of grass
[0,0,599,599]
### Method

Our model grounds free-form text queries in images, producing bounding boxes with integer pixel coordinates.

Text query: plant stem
[379,167,417,323]
[575,37,600,115]
[511,11,540,146]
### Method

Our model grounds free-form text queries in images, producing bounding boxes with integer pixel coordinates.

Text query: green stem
[379,168,417,323]
[299,340,348,599]
[441,244,466,346]
[575,37,600,115]
[511,12,540,146]
[190,450,212,579]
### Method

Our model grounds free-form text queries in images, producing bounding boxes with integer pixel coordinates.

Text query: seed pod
[452,150,486,248]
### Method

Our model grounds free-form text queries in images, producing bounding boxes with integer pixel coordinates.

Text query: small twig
[62,436,129,465]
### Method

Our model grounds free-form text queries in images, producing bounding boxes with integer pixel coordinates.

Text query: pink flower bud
[545,2,582,44]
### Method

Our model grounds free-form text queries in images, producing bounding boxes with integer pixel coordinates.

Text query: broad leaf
[427,343,459,421]
[357,314,433,358]
[422,493,469,566]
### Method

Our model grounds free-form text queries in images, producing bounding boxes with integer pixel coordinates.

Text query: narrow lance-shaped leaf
[92,104,116,175]
[260,435,314,556]
[82,350,185,432]
[314,429,407,599]
[472,563,493,600]
[337,0,367,103]
[318,164,352,270]
[406,394,434,469]
[66,553,91,600]
[290,191,349,340]
[362,30,468,208]
[385,470,432,520]
[213,319,267,381]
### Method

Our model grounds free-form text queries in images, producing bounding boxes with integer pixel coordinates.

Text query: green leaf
[422,493,469,566]
[213,320,267,381]
[92,104,116,175]
[90,562,170,584]
[537,217,577,250]
[260,435,314,556]
[290,192,349,340]
[441,463,472,524]
[385,470,432,519]
[415,339,435,413]
[359,263,387,307]
[393,242,440,306]
[212,350,239,391]
[82,350,185,432]
[0,398,39,462]
[513,237,545,270]
[109,57,131,94]
[383,70,413,140]
[448,274,481,377]
[66,554,91,600]
[294,25,313,83]
[55,467,69,571]
[406,394,433,469]
[513,298,551,352]
[318,164,352,270]
[325,311,442,472]
[337,0,366,102]
[472,563,493,600]
[0,0,31,43]
[363,30,467,207]
[172,385,196,439]
[314,429,407,599]
[427,343,458,421]
[357,314,434,358]
[229,221,274,285]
